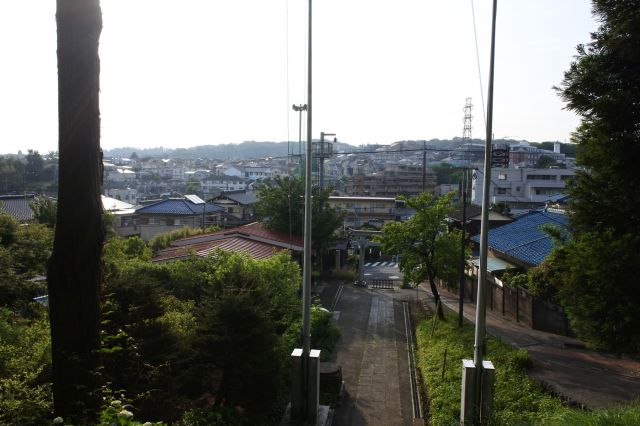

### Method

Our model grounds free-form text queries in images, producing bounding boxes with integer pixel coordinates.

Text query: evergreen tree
[256,175,344,255]
[554,0,640,352]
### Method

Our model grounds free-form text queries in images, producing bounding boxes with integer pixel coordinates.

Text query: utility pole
[458,168,467,328]
[318,132,335,190]
[290,0,322,424]
[422,140,426,192]
[459,98,473,326]
[461,0,497,424]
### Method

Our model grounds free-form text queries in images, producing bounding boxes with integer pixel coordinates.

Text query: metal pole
[320,132,325,189]
[458,168,467,328]
[302,0,313,361]
[474,0,497,369]
[422,140,426,192]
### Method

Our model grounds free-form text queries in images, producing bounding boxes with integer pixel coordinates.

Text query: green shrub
[416,309,640,425]
[0,308,53,425]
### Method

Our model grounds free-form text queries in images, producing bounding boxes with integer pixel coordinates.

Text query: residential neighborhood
[1,1,639,425]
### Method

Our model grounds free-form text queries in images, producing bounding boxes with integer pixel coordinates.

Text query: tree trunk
[47,0,104,420]
[427,272,445,320]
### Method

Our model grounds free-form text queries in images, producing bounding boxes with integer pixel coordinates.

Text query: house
[202,175,248,193]
[212,190,259,225]
[104,187,138,205]
[102,195,138,238]
[135,195,225,241]
[470,209,569,272]
[153,221,303,262]
[447,204,513,236]
[0,194,36,221]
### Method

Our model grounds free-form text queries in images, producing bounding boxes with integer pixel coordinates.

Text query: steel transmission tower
[463,98,473,164]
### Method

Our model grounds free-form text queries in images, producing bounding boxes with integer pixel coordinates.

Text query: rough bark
[47,0,104,420]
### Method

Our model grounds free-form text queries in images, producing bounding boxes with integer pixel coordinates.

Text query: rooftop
[154,221,302,262]
[136,198,224,215]
[0,194,35,221]
[471,210,569,267]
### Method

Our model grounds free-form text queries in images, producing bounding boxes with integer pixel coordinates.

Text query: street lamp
[292,104,308,177]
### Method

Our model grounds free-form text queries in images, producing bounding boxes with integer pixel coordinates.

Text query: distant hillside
[104,138,573,160]
[104,140,358,160]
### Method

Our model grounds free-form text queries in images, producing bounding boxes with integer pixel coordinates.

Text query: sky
[0,1,597,155]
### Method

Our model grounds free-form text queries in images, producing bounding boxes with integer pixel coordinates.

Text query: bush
[0,308,53,425]
[415,309,640,425]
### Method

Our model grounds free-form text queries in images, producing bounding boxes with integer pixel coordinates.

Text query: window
[498,173,507,180]
[495,188,509,195]
[526,174,556,181]
[561,175,574,181]
[166,218,175,226]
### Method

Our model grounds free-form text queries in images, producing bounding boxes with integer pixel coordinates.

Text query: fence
[440,277,573,337]
[368,279,398,290]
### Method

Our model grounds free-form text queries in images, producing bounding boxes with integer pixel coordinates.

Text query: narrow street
[324,281,417,426]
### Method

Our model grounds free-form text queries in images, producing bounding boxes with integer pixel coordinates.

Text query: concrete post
[291,348,304,422]
[306,349,321,423]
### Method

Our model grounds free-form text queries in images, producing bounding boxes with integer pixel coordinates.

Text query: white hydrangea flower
[53,417,64,424]
[117,409,134,419]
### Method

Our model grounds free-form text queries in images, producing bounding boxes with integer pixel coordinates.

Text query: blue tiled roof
[471,210,569,266]
[136,199,224,215]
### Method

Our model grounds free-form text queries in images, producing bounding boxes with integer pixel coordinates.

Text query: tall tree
[256,175,343,256]
[377,192,463,319]
[25,150,45,182]
[47,0,104,419]
[554,0,640,352]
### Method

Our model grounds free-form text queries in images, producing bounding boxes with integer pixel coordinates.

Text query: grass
[415,309,640,426]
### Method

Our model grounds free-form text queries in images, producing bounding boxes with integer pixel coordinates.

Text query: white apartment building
[472,167,576,208]
[202,175,247,193]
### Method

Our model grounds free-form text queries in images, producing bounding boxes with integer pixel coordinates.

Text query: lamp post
[292,104,308,178]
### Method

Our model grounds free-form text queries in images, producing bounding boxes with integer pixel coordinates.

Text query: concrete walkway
[431,287,640,409]
[326,284,416,426]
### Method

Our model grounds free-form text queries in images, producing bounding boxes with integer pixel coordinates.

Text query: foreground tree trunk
[427,271,445,320]
[47,0,104,420]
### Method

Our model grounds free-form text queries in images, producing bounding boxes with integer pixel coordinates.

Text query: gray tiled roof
[0,195,35,221]
[217,190,259,205]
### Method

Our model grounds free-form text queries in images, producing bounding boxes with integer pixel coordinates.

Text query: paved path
[327,284,415,426]
[432,288,640,409]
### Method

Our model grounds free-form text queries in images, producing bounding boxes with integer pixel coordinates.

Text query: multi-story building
[508,142,567,168]
[327,196,403,229]
[346,163,436,197]
[471,167,576,209]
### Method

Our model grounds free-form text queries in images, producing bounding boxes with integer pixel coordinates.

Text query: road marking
[364,273,372,276]
[389,275,400,279]
[365,262,372,267]
[380,261,388,267]
[372,262,381,267]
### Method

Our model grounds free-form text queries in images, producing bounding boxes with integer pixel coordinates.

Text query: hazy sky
[0,1,596,154]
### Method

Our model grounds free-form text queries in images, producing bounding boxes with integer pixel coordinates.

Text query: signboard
[491,144,510,168]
